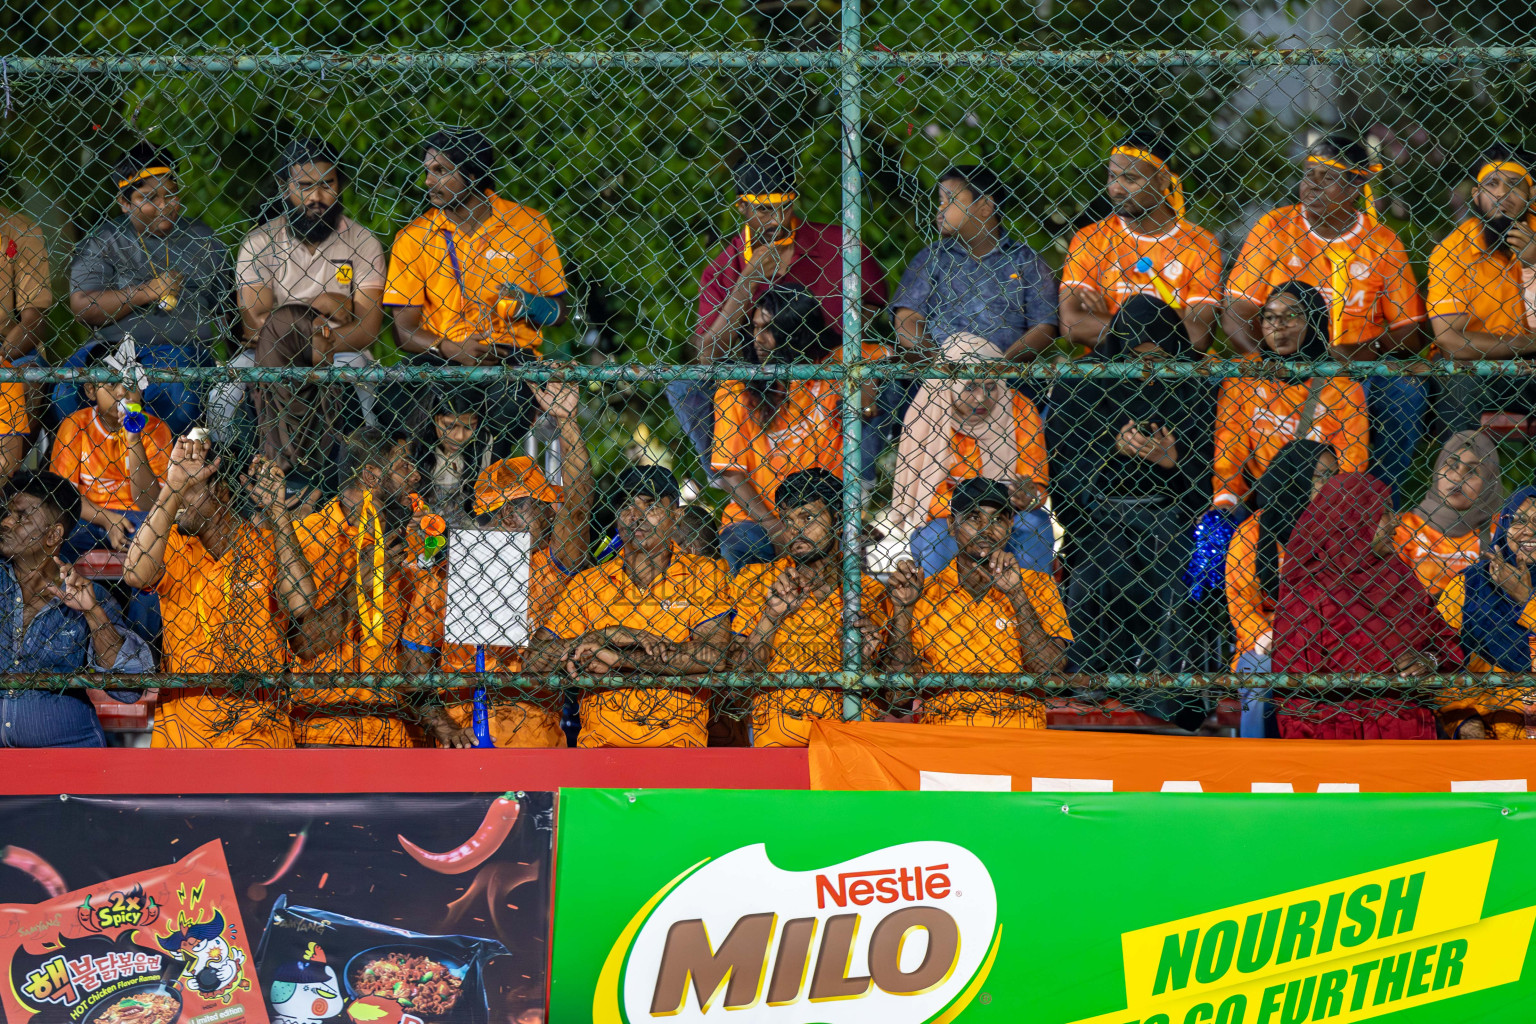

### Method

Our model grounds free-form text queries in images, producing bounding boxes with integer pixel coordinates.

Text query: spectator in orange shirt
[1225,135,1428,506]
[382,128,566,455]
[1429,146,1536,431]
[52,340,173,560]
[1225,439,1336,736]
[713,284,848,572]
[287,427,427,747]
[1211,282,1368,510]
[526,466,734,748]
[886,478,1070,728]
[1393,430,1502,598]
[403,381,593,748]
[1059,129,1224,354]
[123,439,320,748]
[734,469,887,746]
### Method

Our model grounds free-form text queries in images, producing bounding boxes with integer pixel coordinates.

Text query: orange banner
[808,720,1534,793]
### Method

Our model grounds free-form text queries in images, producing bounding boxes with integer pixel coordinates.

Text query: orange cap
[473,456,563,515]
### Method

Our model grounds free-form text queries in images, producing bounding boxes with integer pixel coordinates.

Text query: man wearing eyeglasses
[668,152,890,467]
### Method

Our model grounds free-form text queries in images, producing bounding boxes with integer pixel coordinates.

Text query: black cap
[279,137,344,183]
[938,165,1005,208]
[734,153,797,200]
[615,465,680,503]
[950,477,1013,518]
[1113,127,1176,167]
[425,128,496,187]
[775,468,843,512]
[1478,144,1535,177]
[113,142,176,194]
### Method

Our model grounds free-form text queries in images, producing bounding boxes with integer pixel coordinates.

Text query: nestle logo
[814,864,952,909]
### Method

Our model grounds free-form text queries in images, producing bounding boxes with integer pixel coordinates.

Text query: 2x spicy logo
[76,885,160,934]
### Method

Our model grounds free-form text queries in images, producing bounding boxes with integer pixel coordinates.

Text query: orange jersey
[1061,215,1223,317]
[153,524,293,749]
[51,410,172,512]
[928,391,1049,520]
[1394,511,1483,598]
[1211,362,1369,508]
[911,562,1071,729]
[290,499,422,747]
[1225,512,1281,667]
[1226,205,1426,350]
[733,558,888,747]
[1435,573,1534,740]
[402,546,572,748]
[1428,217,1529,337]
[710,350,885,526]
[383,192,566,352]
[545,548,734,748]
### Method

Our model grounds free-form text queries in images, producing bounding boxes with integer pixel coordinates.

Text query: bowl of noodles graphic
[343,945,469,1018]
[82,982,182,1024]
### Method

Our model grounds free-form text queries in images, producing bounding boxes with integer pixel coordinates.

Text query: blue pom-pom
[1184,509,1237,600]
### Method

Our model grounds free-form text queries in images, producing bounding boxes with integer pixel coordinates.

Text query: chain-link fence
[0,0,1534,748]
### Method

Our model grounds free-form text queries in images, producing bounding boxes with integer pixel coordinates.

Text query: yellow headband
[739,192,796,205]
[1477,161,1533,187]
[116,166,174,190]
[1306,154,1385,227]
[1110,146,1185,221]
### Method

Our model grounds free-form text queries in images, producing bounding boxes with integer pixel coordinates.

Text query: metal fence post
[839,0,866,721]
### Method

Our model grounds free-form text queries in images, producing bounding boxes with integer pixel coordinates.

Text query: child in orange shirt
[1394,430,1503,597]
[52,340,173,562]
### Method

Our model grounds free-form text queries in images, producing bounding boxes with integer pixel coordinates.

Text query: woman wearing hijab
[1225,440,1337,735]
[1272,472,1462,739]
[1393,430,1503,597]
[1047,294,1219,674]
[1211,281,1368,511]
[1432,487,1536,739]
[897,332,1053,575]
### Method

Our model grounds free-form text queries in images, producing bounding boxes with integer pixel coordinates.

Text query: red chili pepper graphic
[3,239,15,260]
[262,827,308,886]
[2,845,65,897]
[399,793,520,875]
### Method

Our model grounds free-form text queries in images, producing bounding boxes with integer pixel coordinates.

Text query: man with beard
[63,143,231,434]
[732,468,887,746]
[527,466,733,748]
[886,477,1070,728]
[0,471,152,747]
[287,427,428,747]
[1429,145,1536,431]
[231,138,387,486]
[382,128,567,456]
[1059,129,1224,353]
[123,439,319,747]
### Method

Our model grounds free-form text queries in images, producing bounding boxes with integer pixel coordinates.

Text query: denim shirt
[0,562,153,747]
[891,236,1058,354]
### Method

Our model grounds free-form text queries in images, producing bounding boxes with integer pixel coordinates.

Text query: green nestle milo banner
[550,790,1536,1024]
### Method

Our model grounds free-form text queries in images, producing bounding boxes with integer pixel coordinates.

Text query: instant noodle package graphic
[550,790,1536,1024]
[0,839,266,1024]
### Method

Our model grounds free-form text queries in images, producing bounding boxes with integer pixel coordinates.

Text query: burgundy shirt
[695,220,889,341]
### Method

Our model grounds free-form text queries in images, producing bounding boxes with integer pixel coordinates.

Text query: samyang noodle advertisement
[0,792,553,1024]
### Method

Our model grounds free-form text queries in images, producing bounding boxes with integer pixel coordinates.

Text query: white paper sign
[444,529,531,648]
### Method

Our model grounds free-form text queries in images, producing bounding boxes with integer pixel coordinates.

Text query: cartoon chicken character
[155,911,247,995]
[270,943,344,1024]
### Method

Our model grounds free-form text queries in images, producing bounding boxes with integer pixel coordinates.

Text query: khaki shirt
[236,215,386,311]
[0,207,52,320]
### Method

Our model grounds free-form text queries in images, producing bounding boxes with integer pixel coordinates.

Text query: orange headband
[739,192,796,205]
[1477,161,1532,187]
[1306,154,1385,227]
[1110,146,1185,221]
[116,166,174,190]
